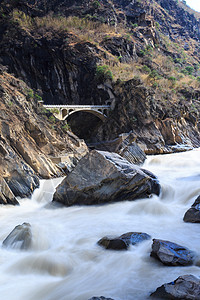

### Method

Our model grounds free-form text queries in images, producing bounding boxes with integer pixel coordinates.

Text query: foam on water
[0,149,199,300]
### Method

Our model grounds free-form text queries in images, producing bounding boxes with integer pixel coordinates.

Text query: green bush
[149,70,161,80]
[92,0,101,9]
[35,94,43,101]
[95,65,113,82]
[62,123,71,132]
[142,65,151,74]
[185,66,194,75]
[168,76,177,82]
[48,115,56,123]
[181,66,194,76]
[132,23,138,28]
[196,77,200,82]
[27,89,34,100]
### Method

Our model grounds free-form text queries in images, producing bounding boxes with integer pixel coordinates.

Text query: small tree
[95,65,113,82]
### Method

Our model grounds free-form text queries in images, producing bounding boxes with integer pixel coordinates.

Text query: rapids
[0,148,199,300]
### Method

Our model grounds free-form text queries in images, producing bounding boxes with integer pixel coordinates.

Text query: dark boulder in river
[52,150,160,206]
[98,232,151,250]
[183,195,200,223]
[3,222,32,250]
[150,274,200,299]
[151,239,195,266]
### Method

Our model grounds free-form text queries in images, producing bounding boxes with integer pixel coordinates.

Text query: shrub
[181,66,194,76]
[95,65,113,82]
[62,123,71,132]
[35,94,43,102]
[142,65,151,74]
[27,89,34,100]
[196,77,200,82]
[168,76,177,87]
[185,66,194,75]
[92,0,101,9]
[149,70,161,80]
[48,115,56,123]
[168,76,177,82]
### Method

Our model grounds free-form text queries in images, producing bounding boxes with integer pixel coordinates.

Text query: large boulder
[183,195,200,223]
[98,232,151,250]
[151,239,195,266]
[150,275,200,299]
[53,150,160,206]
[3,222,32,250]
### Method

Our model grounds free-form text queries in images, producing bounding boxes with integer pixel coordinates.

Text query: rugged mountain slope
[0,0,200,153]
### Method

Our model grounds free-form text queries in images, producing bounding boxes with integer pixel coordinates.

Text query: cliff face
[96,78,200,153]
[0,0,200,154]
[0,67,87,197]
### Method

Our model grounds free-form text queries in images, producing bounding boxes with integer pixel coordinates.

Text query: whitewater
[0,148,199,300]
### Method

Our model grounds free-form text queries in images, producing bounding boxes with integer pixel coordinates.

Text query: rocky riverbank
[0,69,88,199]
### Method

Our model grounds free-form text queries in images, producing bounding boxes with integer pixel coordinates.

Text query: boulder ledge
[53,150,160,206]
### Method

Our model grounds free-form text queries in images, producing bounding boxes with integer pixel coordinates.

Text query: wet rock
[88,297,115,300]
[6,170,40,198]
[0,177,19,205]
[98,232,151,250]
[151,239,195,266]
[3,223,32,250]
[183,195,200,223]
[150,274,200,299]
[53,150,160,206]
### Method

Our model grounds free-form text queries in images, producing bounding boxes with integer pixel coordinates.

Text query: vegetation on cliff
[0,0,200,154]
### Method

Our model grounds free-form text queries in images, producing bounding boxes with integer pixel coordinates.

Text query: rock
[5,170,40,199]
[53,150,160,206]
[151,239,195,266]
[88,297,115,300]
[150,274,200,299]
[0,177,19,205]
[98,232,151,250]
[3,223,32,250]
[183,195,200,223]
[90,133,146,165]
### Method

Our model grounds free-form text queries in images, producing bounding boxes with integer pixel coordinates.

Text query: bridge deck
[44,105,110,108]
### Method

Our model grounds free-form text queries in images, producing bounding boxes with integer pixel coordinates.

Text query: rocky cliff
[0,0,200,154]
[0,66,87,198]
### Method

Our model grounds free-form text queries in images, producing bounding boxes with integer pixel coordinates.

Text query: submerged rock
[151,239,195,266]
[183,195,200,223]
[150,274,200,299]
[3,223,32,250]
[98,232,151,250]
[53,150,160,206]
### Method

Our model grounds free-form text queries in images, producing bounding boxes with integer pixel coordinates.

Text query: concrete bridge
[44,104,111,121]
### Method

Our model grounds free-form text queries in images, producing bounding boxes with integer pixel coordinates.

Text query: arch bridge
[43,104,111,121]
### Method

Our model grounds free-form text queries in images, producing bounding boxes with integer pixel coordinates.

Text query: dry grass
[12,10,126,44]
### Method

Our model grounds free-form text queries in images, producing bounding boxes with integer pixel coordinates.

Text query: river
[0,148,199,300]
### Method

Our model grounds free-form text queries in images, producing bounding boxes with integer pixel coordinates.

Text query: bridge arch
[62,108,106,121]
[43,104,110,122]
